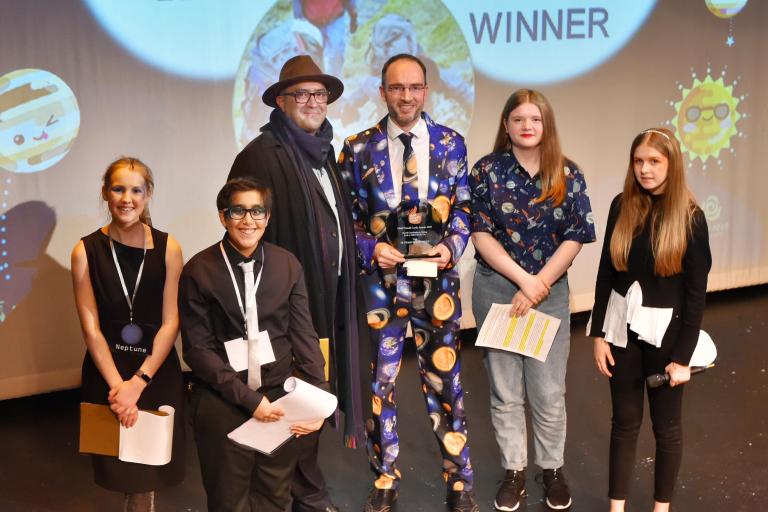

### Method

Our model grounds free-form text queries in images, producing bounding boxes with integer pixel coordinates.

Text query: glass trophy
[386,199,446,276]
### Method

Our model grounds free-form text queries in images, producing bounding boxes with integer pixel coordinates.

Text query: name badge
[107,320,156,355]
[224,331,275,372]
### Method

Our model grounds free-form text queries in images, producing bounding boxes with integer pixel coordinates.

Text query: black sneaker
[363,488,398,512]
[542,467,572,510]
[494,469,526,511]
[447,490,480,512]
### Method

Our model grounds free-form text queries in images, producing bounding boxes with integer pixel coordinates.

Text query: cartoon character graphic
[0,69,80,173]
[670,69,743,165]
[705,0,748,18]
[704,0,749,46]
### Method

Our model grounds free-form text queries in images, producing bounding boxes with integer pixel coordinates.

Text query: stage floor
[1,285,765,511]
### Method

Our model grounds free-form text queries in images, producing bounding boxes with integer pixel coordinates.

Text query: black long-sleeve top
[179,236,327,413]
[589,193,712,365]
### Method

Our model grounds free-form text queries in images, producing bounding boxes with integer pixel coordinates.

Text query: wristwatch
[134,369,152,385]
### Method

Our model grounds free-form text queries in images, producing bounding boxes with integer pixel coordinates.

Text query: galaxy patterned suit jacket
[338,113,471,324]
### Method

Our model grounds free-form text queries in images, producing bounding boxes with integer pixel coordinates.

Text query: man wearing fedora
[229,55,366,512]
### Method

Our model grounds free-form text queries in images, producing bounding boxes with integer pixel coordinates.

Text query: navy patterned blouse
[469,151,596,274]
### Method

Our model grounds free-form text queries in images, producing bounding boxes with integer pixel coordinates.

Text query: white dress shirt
[387,117,429,204]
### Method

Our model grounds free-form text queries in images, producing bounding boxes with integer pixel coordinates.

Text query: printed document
[475,304,561,362]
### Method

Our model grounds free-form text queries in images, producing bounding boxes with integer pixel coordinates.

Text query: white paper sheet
[118,405,174,466]
[590,282,673,349]
[403,259,438,277]
[690,330,717,367]
[475,304,561,362]
[625,282,673,347]
[227,377,338,455]
[224,331,275,373]
[224,337,249,372]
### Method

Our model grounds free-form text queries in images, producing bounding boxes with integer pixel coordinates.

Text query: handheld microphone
[646,363,715,388]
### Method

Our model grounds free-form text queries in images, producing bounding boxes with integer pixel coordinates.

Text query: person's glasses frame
[222,206,268,220]
[280,89,331,104]
[385,84,427,95]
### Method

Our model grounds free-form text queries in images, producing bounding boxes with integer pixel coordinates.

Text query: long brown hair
[101,157,154,226]
[610,128,695,276]
[493,88,566,206]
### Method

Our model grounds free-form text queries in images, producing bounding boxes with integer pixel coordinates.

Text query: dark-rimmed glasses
[385,84,427,95]
[222,206,268,220]
[280,89,330,104]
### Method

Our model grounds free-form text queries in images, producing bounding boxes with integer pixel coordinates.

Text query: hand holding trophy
[385,199,446,277]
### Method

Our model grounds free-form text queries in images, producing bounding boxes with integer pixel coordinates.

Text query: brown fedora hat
[262,55,344,108]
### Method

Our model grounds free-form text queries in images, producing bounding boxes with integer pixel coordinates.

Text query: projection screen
[1,0,765,399]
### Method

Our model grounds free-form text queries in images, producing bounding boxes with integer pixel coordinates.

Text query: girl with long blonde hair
[590,128,712,512]
[72,157,186,511]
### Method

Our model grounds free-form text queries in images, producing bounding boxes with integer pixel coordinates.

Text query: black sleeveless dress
[81,227,185,492]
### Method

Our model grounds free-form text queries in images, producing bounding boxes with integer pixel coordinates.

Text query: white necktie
[239,259,261,390]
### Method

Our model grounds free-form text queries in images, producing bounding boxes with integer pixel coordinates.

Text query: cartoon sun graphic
[667,66,746,168]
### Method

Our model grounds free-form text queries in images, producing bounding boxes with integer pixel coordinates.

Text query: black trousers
[608,331,685,503]
[191,384,299,512]
[291,429,332,512]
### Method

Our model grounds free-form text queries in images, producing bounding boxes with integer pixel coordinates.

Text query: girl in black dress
[71,157,185,511]
[589,128,711,512]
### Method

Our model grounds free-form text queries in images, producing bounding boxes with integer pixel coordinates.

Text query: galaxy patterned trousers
[365,292,474,492]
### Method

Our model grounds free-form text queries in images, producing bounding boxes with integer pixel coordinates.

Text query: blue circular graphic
[447,1,657,84]
[121,323,143,345]
[82,0,273,80]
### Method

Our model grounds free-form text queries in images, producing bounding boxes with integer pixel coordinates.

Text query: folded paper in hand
[79,403,175,466]
[227,377,337,455]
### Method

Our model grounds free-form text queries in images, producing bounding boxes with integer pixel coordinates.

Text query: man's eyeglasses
[280,89,330,104]
[222,206,268,220]
[385,84,426,95]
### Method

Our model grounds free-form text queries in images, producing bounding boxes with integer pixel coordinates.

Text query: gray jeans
[472,265,571,471]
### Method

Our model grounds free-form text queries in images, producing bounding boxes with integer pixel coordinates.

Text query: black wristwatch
[134,369,152,386]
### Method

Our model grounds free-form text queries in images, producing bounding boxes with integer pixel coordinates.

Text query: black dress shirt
[179,235,326,413]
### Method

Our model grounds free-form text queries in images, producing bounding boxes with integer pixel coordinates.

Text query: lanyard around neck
[219,242,264,337]
[108,225,148,324]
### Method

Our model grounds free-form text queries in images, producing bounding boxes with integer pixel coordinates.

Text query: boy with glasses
[180,177,328,511]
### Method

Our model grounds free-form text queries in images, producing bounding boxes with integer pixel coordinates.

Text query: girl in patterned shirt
[469,89,596,511]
